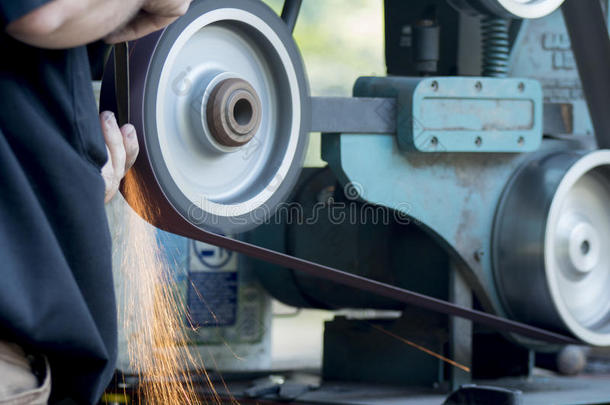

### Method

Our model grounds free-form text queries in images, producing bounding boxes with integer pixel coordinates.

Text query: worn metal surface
[321,127,587,330]
[354,76,543,152]
[562,0,610,149]
[314,97,574,138]
[509,10,593,137]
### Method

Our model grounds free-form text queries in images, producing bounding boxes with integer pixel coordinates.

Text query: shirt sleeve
[0,0,52,28]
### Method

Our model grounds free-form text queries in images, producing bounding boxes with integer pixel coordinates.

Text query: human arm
[5,0,189,49]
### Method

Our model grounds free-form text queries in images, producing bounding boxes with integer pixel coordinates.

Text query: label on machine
[187,240,238,328]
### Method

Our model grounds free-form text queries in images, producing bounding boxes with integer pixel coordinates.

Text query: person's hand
[104,0,191,43]
[100,111,139,203]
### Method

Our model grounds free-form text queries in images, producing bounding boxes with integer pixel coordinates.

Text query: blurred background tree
[264,0,386,95]
[264,0,386,165]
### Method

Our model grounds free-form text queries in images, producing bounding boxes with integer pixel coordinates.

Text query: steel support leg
[450,262,473,391]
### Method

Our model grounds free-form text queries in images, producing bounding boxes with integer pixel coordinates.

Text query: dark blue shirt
[0,2,116,403]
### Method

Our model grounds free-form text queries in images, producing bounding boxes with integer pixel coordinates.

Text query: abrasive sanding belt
[111,42,577,346]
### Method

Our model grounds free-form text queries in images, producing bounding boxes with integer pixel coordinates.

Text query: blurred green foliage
[262,0,386,166]
[259,1,386,165]
[264,0,386,96]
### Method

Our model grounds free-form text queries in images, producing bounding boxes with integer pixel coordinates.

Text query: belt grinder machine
[100,0,610,403]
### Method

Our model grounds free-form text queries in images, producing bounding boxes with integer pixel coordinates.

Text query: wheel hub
[206,78,262,147]
[556,214,601,275]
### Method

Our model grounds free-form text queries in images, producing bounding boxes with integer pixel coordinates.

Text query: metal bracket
[311,97,396,134]
[312,76,544,153]
[313,96,573,137]
[354,76,543,153]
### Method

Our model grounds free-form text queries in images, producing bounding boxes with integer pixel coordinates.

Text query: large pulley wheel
[101,0,310,234]
[493,150,610,345]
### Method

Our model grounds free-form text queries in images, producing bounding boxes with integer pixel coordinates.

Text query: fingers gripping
[100,111,139,203]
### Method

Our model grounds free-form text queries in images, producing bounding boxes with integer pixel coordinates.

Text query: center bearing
[557,216,600,275]
[206,78,262,147]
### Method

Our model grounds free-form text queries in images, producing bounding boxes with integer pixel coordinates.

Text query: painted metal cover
[355,76,543,153]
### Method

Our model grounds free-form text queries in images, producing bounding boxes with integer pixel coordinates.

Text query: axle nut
[206,78,262,147]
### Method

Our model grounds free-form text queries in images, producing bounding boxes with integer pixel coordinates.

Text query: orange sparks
[369,323,471,373]
[112,172,221,404]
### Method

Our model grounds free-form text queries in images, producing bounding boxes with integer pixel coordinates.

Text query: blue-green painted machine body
[251,9,597,319]
[242,7,606,393]
[322,117,586,317]
[320,74,544,315]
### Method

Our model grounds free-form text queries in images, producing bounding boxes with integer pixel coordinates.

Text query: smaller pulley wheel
[493,150,610,346]
[448,0,565,18]
[101,0,310,234]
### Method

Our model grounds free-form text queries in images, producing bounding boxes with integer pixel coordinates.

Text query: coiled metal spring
[481,16,510,77]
